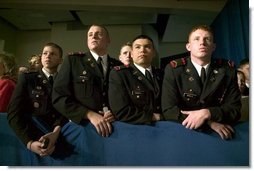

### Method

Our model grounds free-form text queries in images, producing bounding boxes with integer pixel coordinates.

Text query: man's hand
[181,109,211,129]
[208,121,235,140]
[152,113,161,121]
[87,110,112,137]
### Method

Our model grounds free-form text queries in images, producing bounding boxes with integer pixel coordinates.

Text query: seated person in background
[7,42,68,157]
[237,70,249,121]
[28,54,42,72]
[18,66,29,74]
[119,42,132,65]
[18,55,42,74]
[109,35,163,124]
[161,25,241,140]
[237,70,248,97]
[0,53,17,112]
[238,58,249,96]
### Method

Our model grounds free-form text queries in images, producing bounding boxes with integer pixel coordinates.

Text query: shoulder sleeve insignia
[169,57,187,68]
[214,58,235,68]
[114,65,129,71]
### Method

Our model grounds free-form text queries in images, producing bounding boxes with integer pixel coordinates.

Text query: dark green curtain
[211,0,249,66]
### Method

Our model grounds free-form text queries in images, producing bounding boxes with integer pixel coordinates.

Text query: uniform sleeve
[108,69,153,124]
[52,56,88,124]
[7,74,39,145]
[208,68,241,124]
[161,65,181,121]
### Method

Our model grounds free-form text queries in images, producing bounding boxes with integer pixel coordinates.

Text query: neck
[43,67,57,75]
[191,56,211,66]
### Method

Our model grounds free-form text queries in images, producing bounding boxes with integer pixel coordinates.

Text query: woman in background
[0,53,17,112]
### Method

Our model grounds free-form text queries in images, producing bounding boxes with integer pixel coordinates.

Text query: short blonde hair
[0,53,17,80]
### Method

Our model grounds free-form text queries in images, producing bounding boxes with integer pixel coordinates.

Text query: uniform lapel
[131,64,154,91]
[201,62,225,99]
[183,59,202,94]
[83,52,104,78]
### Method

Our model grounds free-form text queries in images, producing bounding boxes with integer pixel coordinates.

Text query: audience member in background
[119,42,132,65]
[237,70,248,97]
[52,25,122,137]
[236,70,249,122]
[18,66,29,74]
[108,35,163,124]
[8,43,68,157]
[18,55,42,74]
[0,53,17,112]
[161,25,241,140]
[238,58,249,96]
[28,54,42,72]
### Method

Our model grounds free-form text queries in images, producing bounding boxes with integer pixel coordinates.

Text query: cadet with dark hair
[108,35,163,124]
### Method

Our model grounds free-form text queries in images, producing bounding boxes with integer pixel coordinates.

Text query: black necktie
[48,75,54,86]
[201,67,206,85]
[145,69,153,85]
[97,57,103,74]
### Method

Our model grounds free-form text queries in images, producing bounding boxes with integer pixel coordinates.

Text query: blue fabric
[211,0,249,66]
[0,113,249,166]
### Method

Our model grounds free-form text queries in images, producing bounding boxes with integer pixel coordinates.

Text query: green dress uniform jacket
[108,64,163,125]
[7,70,68,145]
[52,51,122,124]
[161,57,241,125]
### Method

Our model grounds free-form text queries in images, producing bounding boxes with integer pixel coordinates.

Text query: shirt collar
[191,60,210,77]
[134,63,152,76]
[42,68,56,79]
[90,50,108,64]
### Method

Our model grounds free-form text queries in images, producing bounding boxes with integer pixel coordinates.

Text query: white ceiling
[0,0,227,42]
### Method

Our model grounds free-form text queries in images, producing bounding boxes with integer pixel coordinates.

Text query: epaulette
[114,65,129,71]
[68,51,85,56]
[169,57,187,68]
[213,58,235,68]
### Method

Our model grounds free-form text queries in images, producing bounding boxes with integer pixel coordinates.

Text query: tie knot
[97,57,102,63]
[48,75,54,85]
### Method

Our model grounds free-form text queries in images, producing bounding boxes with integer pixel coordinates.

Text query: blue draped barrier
[0,113,249,166]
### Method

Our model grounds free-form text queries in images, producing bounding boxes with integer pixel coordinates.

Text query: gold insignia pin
[34,102,40,108]
[189,77,194,81]
[36,86,42,90]
[186,68,190,73]
[213,70,218,74]
[43,80,47,84]
[83,70,87,75]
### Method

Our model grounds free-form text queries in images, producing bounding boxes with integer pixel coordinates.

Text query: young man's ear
[186,42,191,52]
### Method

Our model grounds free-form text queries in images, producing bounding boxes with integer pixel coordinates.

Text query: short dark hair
[239,58,249,68]
[88,24,110,38]
[131,35,154,48]
[43,42,63,58]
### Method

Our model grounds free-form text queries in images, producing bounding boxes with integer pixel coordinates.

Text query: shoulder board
[114,65,129,71]
[169,57,187,68]
[68,51,85,56]
[213,58,235,68]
